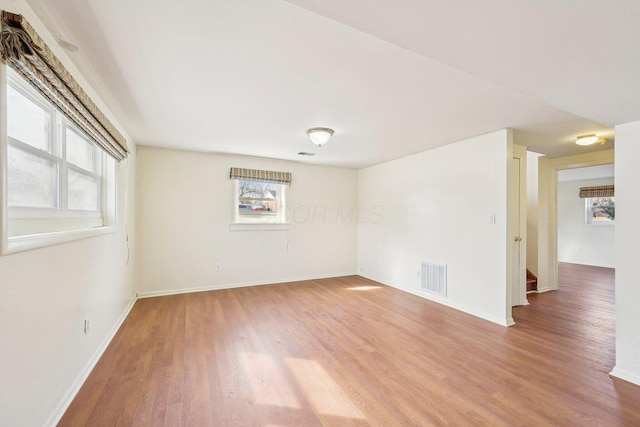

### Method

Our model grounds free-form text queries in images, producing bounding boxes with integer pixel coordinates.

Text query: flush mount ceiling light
[306,127,334,147]
[575,134,606,146]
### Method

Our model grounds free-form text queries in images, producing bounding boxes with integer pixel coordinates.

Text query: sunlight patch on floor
[286,357,366,420]
[347,286,382,291]
[240,352,301,409]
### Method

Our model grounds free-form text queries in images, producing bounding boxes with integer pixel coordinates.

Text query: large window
[1,10,127,254]
[5,69,115,237]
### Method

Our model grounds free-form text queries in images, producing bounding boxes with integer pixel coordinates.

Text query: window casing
[4,68,116,239]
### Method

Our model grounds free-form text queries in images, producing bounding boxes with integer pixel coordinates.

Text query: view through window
[586,196,615,224]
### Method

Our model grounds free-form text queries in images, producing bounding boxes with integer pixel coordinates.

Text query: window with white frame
[5,69,115,237]
[585,196,615,225]
[579,185,615,225]
[230,167,290,224]
[1,10,128,254]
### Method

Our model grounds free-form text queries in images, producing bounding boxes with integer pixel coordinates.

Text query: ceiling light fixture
[306,127,334,147]
[575,134,606,146]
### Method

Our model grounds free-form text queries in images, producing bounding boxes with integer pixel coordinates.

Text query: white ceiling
[557,164,615,183]
[25,0,639,169]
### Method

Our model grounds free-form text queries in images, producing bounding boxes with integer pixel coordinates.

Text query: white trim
[361,273,515,327]
[1,64,8,254]
[537,150,615,292]
[137,272,357,298]
[610,366,640,387]
[528,287,553,294]
[46,296,137,427]
[1,225,117,255]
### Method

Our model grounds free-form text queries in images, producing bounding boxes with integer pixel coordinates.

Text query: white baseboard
[46,296,137,427]
[137,271,358,298]
[610,366,640,387]
[361,274,514,327]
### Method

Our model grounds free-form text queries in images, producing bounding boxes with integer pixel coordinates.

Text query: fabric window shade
[579,185,614,198]
[0,11,128,161]
[230,167,292,185]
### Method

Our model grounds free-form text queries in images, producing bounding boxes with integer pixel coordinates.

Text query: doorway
[535,150,614,292]
[556,165,615,270]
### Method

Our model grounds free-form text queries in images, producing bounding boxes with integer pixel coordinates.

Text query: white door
[509,147,528,307]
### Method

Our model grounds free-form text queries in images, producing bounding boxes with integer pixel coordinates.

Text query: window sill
[1,226,118,255]
[229,223,290,231]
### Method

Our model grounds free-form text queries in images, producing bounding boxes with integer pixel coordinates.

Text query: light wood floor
[59,263,640,426]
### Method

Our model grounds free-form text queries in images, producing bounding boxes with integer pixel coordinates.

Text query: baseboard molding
[533,286,553,294]
[362,275,513,327]
[137,272,358,299]
[47,295,137,427]
[610,366,640,387]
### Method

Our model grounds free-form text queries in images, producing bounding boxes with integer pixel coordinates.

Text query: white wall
[526,152,542,276]
[357,129,510,325]
[557,178,615,268]
[136,147,357,295]
[611,120,640,386]
[0,2,137,426]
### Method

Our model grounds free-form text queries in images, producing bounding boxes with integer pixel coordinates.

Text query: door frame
[537,149,615,292]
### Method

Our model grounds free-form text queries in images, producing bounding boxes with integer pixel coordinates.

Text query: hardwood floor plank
[59,264,640,426]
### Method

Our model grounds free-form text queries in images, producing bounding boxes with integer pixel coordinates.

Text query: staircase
[526,269,538,292]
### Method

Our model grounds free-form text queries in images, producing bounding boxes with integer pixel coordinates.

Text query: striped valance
[230,167,292,185]
[579,185,614,198]
[0,11,128,161]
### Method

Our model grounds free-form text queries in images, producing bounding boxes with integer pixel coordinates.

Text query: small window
[230,167,291,225]
[234,179,287,224]
[586,197,615,225]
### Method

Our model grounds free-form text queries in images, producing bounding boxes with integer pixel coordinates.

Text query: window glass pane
[589,197,615,222]
[66,127,95,172]
[8,145,58,208]
[68,169,99,211]
[237,180,278,216]
[7,85,50,152]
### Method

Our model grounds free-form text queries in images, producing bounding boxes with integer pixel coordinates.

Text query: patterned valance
[230,167,292,185]
[0,11,128,161]
[579,185,614,198]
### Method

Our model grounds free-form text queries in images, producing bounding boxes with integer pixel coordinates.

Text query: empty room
[1,0,639,426]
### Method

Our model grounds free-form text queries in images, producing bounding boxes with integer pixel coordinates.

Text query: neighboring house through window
[585,196,615,224]
[230,167,291,225]
[579,185,615,225]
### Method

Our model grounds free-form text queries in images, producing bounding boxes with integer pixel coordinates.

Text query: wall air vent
[297,152,316,156]
[421,262,447,296]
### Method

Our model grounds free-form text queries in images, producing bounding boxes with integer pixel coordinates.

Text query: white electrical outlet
[215,263,222,272]
[84,319,90,335]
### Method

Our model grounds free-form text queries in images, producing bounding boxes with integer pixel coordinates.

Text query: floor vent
[421,262,447,296]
